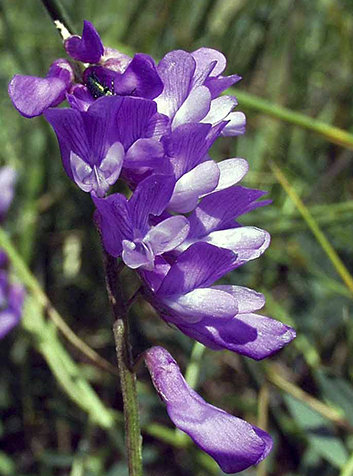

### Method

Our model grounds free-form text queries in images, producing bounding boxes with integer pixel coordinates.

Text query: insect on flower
[85,72,115,98]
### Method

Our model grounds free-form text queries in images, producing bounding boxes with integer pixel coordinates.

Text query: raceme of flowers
[0,167,25,339]
[8,20,296,473]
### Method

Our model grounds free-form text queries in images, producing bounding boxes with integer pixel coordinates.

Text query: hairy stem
[103,251,143,476]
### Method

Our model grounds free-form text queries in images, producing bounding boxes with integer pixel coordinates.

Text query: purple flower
[145,346,273,473]
[142,242,296,359]
[177,185,271,263]
[64,20,104,63]
[168,157,249,214]
[8,59,74,118]
[94,174,189,269]
[84,53,163,101]
[0,166,17,222]
[44,95,165,196]
[142,242,239,323]
[155,48,245,136]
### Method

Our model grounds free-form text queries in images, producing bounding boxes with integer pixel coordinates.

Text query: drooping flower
[145,346,273,473]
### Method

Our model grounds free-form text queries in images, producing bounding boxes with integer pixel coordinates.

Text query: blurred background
[1,0,353,475]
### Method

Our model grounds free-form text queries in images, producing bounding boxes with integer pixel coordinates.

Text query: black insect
[86,72,114,99]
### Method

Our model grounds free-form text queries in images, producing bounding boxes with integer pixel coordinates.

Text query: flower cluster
[9,21,295,473]
[0,167,25,339]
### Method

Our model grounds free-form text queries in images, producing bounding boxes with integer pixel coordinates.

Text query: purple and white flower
[142,242,295,359]
[94,174,189,269]
[145,346,273,474]
[44,95,165,196]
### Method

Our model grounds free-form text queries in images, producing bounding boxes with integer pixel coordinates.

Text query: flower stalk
[103,251,143,476]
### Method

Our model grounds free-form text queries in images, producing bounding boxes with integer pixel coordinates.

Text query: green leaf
[285,394,348,469]
[316,371,353,426]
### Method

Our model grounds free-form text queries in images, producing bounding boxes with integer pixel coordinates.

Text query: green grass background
[1,0,353,475]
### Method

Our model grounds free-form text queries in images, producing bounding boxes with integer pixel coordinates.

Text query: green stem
[234,89,353,151]
[103,251,143,476]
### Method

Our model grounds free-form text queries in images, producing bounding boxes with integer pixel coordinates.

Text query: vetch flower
[175,286,296,360]
[8,59,74,118]
[64,20,104,63]
[176,185,271,264]
[142,242,240,323]
[44,95,165,196]
[142,242,296,359]
[94,174,189,269]
[155,48,245,135]
[145,346,273,473]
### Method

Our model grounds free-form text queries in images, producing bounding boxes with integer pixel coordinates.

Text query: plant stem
[39,0,74,39]
[103,251,143,476]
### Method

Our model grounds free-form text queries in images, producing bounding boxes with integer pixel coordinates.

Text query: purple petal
[201,96,237,125]
[177,312,296,360]
[147,216,190,255]
[113,97,158,150]
[128,174,175,234]
[205,74,241,99]
[212,285,265,313]
[47,59,74,86]
[221,112,247,136]
[9,75,67,118]
[119,53,164,99]
[67,84,95,111]
[191,48,227,78]
[156,50,196,118]
[188,186,268,238]
[92,193,132,257]
[172,86,211,130]
[202,227,270,262]
[124,138,164,169]
[163,123,212,179]
[64,20,104,63]
[45,108,89,178]
[101,48,132,72]
[145,346,273,473]
[168,161,220,213]
[145,113,170,139]
[157,242,238,296]
[164,287,238,323]
[45,96,128,178]
[139,256,171,293]
[212,158,249,193]
[71,142,124,196]
[122,240,155,270]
